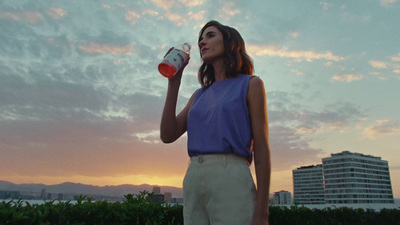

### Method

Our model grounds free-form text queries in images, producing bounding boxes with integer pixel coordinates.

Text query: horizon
[2,179,400,202]
[0,0,399,198]
[1,180,182,188]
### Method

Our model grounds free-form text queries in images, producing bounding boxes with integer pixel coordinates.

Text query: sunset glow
[0,0,399,198]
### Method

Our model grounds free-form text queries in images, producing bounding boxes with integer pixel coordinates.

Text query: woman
[160,20,271,225]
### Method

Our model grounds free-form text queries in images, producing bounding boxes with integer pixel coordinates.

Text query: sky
[0,0,399,198]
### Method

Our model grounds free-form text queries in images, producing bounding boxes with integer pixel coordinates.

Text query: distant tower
[164,192,172,203]
[152,186,161,194]
[40,189,46,200]
[272,190,292,205]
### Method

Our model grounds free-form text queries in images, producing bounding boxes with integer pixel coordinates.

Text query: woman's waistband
[190,154,248,166]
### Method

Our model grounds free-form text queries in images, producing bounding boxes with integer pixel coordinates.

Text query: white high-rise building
[292,164,325,204]
[323,151,394,204]
[293,151,394,205]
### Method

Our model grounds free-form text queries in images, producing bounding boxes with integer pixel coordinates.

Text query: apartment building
[293,151,394,204]
[323,151,394,204]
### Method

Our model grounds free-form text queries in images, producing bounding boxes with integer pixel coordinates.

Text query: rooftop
[329,151,382,160]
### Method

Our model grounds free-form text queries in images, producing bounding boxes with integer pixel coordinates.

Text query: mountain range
[0,180,183,198]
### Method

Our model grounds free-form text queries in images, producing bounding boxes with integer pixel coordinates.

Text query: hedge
[1,191,399,225]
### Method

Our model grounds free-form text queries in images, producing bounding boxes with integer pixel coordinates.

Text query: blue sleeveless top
[187,74,253,162]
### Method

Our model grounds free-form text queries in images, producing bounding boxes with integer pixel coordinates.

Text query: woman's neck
[212,59,227,82]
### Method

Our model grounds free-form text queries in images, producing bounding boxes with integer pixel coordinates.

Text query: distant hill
[0,180,183,198]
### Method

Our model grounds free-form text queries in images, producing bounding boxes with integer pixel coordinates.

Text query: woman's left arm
[247,76,271,225]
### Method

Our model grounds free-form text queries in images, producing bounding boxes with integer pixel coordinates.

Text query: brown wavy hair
[198,20,254,87]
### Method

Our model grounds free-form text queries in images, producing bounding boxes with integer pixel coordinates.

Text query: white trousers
[183,154,256,225]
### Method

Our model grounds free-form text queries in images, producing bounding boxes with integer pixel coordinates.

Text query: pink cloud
[391,53,400,62]
[47,8,67,20]
[380,0,398,6]
[78,43,134,55]
[247,44,344,62]
[363,120,400,139]
[331,73,364,82]
[0,11,43,24]
[126,10,141,24]
[369,60,388,69]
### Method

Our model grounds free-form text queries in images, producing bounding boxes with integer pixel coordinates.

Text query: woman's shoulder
[247,75,265,97]
[248,75,264,86]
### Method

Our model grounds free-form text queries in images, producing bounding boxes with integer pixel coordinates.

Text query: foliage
[0,191,183,225]
[1,193,399,225]
[269,203,400,225]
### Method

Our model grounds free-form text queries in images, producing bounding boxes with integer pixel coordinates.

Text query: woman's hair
[198,20,254,87]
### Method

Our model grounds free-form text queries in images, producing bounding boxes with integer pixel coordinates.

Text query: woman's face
[198,26,225,64]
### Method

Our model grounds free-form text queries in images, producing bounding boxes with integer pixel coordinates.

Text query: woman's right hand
[160,51,192,144]
[169,55,190,84]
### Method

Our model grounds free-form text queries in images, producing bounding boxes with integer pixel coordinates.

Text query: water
[1,199,81,206]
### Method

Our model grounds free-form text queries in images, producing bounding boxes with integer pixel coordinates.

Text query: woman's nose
[199,39,206,47]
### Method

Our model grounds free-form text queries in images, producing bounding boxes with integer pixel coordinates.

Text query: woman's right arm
[160,67,197,143]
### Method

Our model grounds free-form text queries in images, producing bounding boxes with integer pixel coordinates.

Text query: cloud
[247,44,345,62]
[78,43,134,55]
[324,61,346,71]
[150,0,174,11]
[290,32,299,38]
[291,69,304,76]
[266,92,367,170]
[320,2,333,10]
[188,11,205,21]
[0,70,186,178]
[269,91,365,132]
[126,10,141,24]
[151,0,204,10]
[0,38,184,178]
[368,55,400,79]
[179,0,205,7]
[331,74,364,82]
[143,9,159,16]
[0,119,189,178]
[391,53,400,62]
[269,126,323,171]
[380,0,398,6]
[363,120,400,139]
[165,12,187,26]
[0,10,43,24]
[135,130,161,144]
[369,60,388,69]
[338,4,371,23]
[220,2,240,17]
[147,0,197,26]
[47,8,67,20]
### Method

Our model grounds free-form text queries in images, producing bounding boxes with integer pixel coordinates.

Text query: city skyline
[0,0,399,198]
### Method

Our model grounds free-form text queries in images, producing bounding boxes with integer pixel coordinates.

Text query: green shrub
[269,204,400,225]
[1,193,399,225]
[0,191,183,225]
